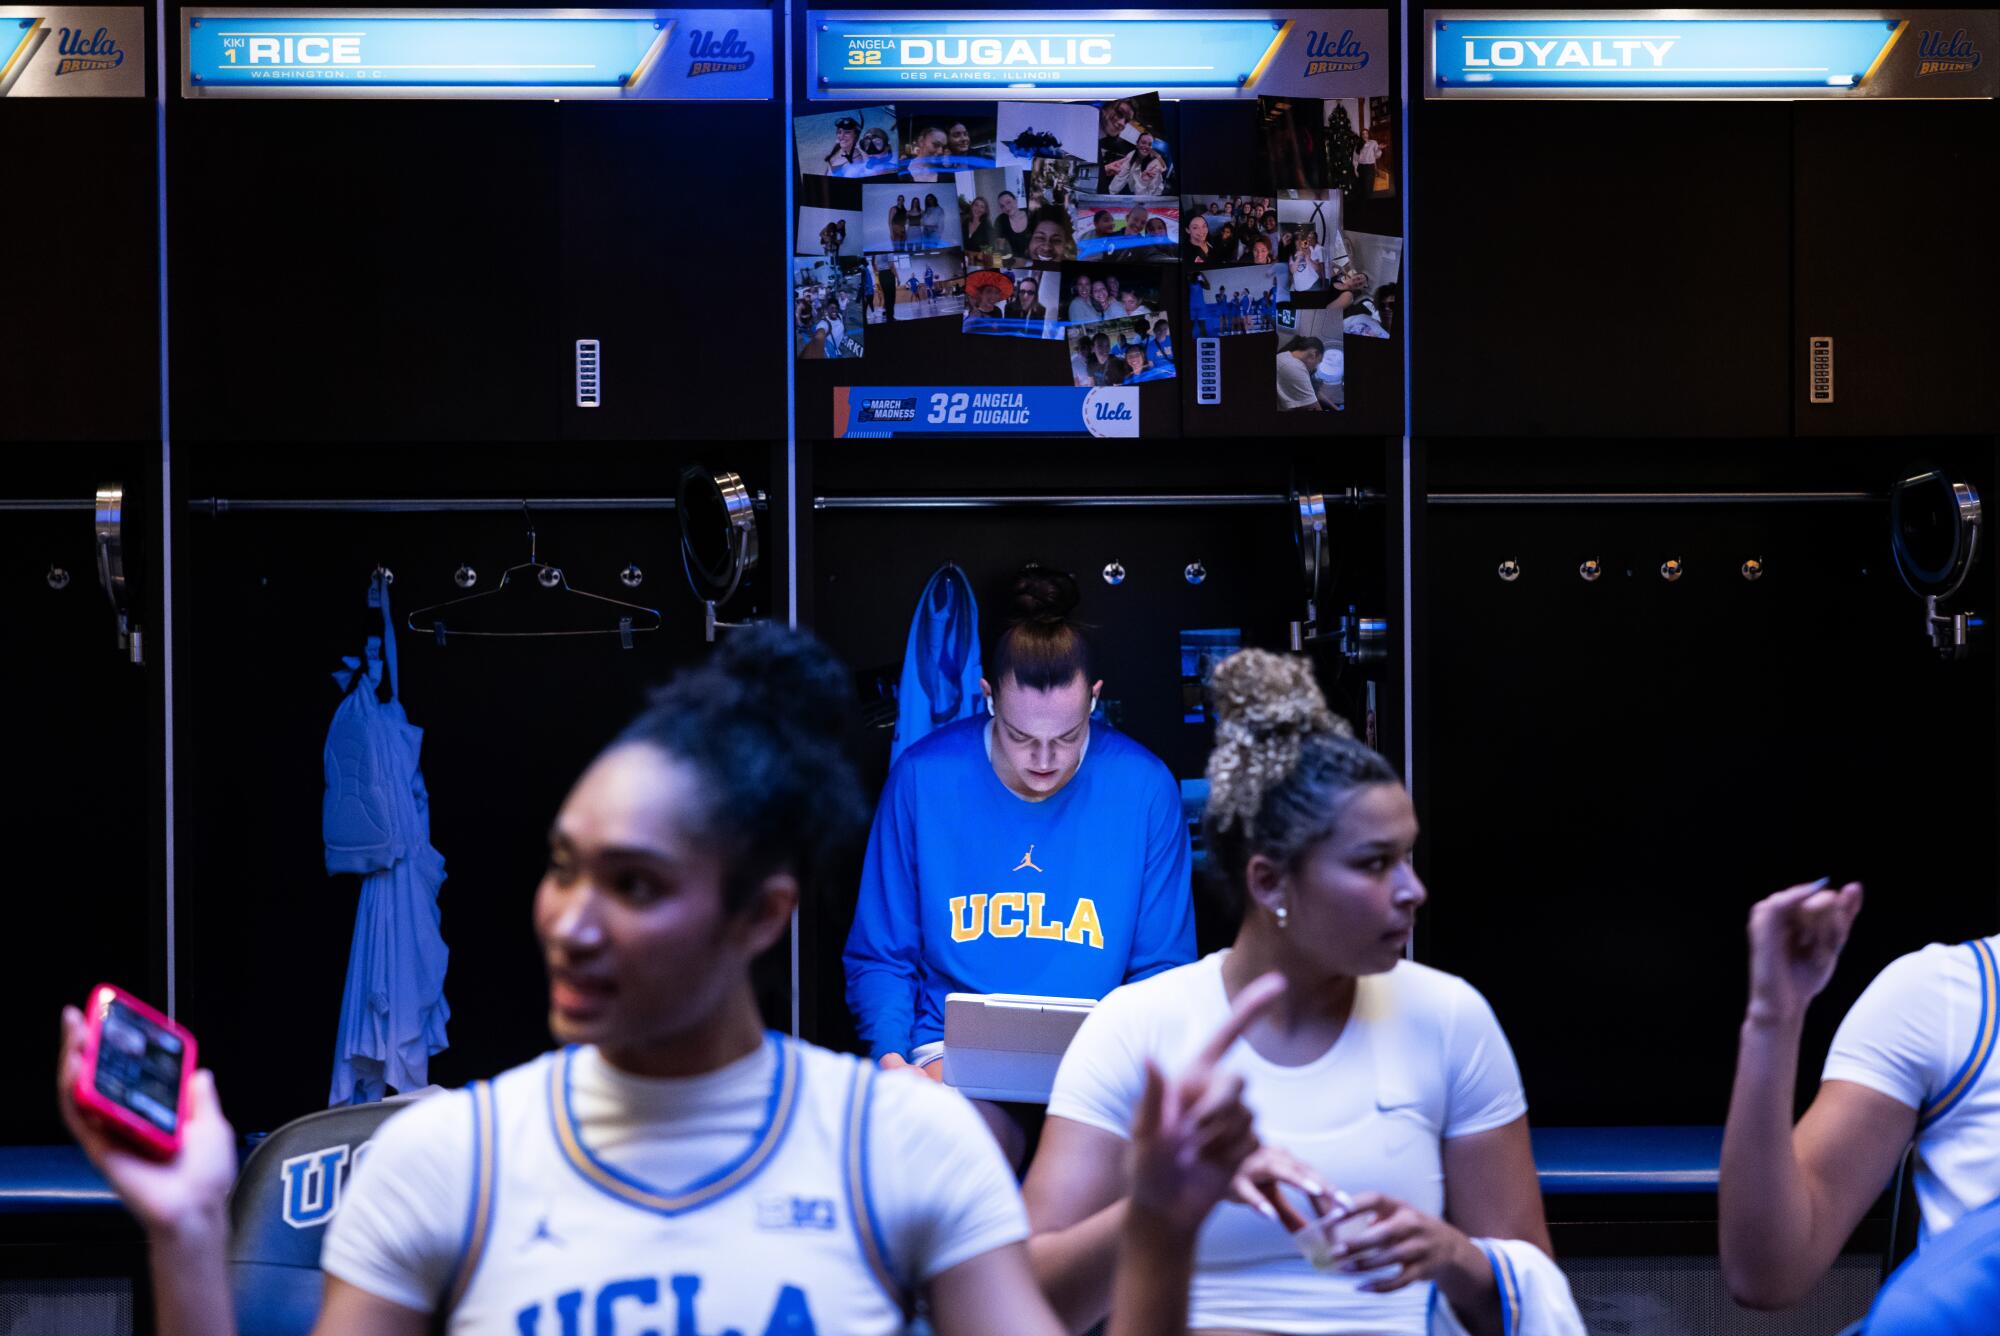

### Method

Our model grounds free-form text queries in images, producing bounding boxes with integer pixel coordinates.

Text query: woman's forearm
[1720,1012,1819,1307]
[1432,1233,1503,1336]
[1104,1208,1195,1336]
[147,1205,238,1336]
[1027,1199,1128,1334]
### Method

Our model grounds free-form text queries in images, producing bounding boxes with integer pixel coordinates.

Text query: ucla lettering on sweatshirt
[843,716,1196,1059]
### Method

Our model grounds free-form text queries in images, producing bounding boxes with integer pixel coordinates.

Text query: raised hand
[1745,879,1865,1026]
[56,1007,237,1236]
[1128,972,1285,1236]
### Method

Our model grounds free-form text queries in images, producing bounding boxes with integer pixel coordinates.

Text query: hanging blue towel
[892,563,985,765]
[323,573,449,1105]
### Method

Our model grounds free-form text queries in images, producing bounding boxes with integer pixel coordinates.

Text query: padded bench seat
[0,1145,122,1215]
[1531,1125,1723,1195]
[4,1127,1728,1217]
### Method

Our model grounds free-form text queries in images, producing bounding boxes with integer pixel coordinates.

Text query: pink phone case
[74,983,197,1160]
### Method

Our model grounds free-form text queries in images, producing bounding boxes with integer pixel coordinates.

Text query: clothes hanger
[403,503,662,648]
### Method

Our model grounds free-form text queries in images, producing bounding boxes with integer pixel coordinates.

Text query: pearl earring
[1274,903,1289,929]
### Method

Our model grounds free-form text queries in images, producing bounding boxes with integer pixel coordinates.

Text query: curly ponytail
[1202,649,1398,918]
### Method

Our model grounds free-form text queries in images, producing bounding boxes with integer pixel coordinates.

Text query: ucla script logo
[1303,28,1369,78]
[54,25,123,77]
[1916,28,1981,78]
[687,27,755,78]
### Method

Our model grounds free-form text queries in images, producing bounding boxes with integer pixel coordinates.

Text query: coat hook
[1661,558,1685,583]
[1741,558,1764,582]
[454,563,478,589]
[1498,559,1521,582]
[46,565,71,590]
[1103,561,1126,586]
[1579,558,1602,582]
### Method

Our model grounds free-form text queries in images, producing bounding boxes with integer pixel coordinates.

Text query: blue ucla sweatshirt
[843,715,1196,1060]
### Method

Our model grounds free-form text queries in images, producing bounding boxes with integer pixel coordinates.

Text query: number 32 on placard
[846,48,882,65]
[927,392,969,424]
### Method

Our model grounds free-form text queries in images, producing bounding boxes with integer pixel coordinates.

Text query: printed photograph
[793,257,867,360]
[1025,156,1096,216]
[860,182,964,253]
[995,101,1101,168]
[1067,315,1177,387]
[961,266,1060,338]
[1329,230,1402,338]
[1006,206,1077,265]
[899,110,999,178]
[955,167,1027,267]
[1259,96,1328,194]
[871,248,966,323]
[1190,264,1290,338]
[1071,194,1180,262]
[1330,97,1395,200]
[1096,93,1175,195]
[1055,264,1169,331]
[796,105,900,180]
[796,205,863,259]
[1276,192,1347,298]
[1180,627,1243,723]
[1275,306,1343,411]
[1183,196,1278,267]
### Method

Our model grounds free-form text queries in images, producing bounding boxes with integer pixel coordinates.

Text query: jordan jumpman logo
[1014,844,1043,873]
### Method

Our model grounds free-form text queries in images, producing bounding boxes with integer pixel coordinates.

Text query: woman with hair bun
[1025,650,1571,1336]
[59,623,1262,1336]
[845,564,1196,1168]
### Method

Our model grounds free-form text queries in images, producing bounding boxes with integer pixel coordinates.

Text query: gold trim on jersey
[547,1040,801,1215]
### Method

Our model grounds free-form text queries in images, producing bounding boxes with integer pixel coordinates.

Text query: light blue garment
[1864,1192,2000,1334]
[323,573,449,1105]
[890,563,986,765]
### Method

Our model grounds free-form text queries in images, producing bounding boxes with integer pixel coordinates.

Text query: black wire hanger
[403,503,662,648]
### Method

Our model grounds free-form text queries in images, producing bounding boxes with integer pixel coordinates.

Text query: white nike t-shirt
[322,1038,1027,1317]
[1048,951,1527,1335]
[1822,936,2000,1240]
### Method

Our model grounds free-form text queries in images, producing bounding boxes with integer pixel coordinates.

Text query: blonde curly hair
[1201,650,1396,913]
[1205,649,1352,841]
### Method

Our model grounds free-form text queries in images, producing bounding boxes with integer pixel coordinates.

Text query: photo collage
[792,88,1400,417]
[793,95,1181,388]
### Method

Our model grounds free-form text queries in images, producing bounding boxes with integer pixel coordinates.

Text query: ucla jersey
[445,1037,908,1336]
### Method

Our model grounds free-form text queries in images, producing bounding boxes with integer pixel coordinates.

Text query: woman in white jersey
[59,624,1278,1336]
[1720,880,2000,1309]
[1024,650,1555,1335]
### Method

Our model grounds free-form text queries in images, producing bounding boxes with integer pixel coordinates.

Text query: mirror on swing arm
[677,467,760,642]
[1890,469,1983,660]
[95,483,142,664]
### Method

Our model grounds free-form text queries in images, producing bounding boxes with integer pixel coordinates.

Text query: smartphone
[73,984,197,1159]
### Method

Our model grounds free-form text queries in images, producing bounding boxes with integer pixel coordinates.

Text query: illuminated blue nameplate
[1428,12,1997,99]
[834,386,1140,438]
[809,10,1389,100]
[182,9,770,98]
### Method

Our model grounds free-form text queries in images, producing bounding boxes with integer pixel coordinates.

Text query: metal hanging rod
[814,490,1384,511]
[0,499,98,512]
[184,496,745,515]
[1427,490,1879,507]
